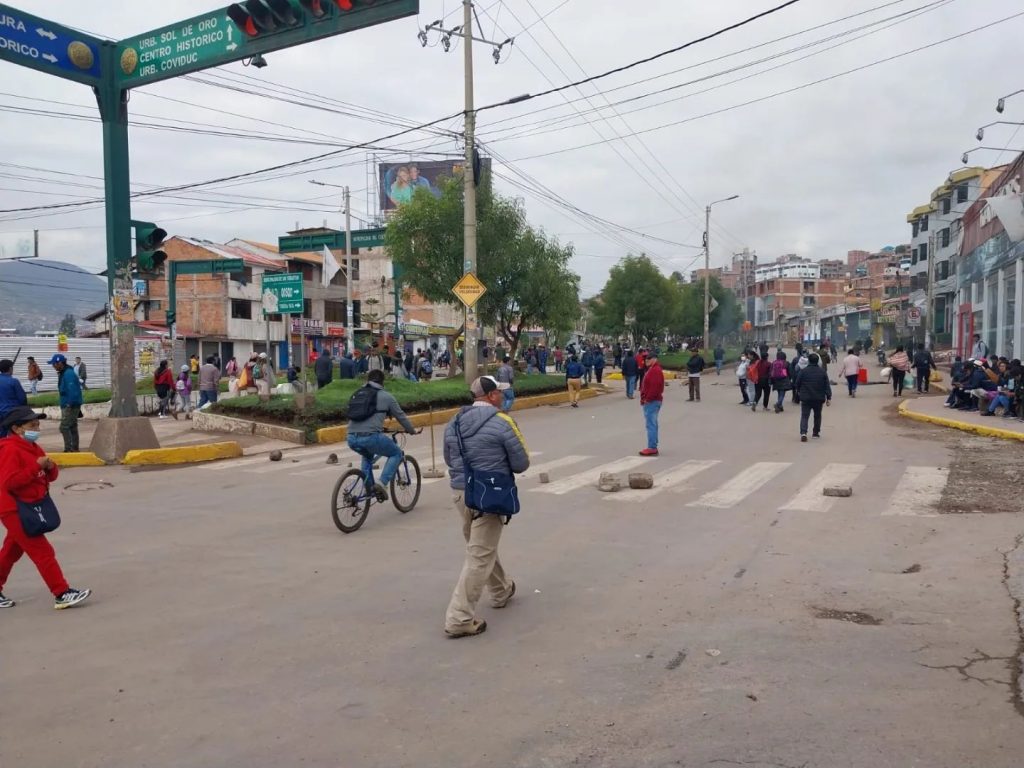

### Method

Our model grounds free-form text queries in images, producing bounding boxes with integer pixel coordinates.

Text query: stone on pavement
[597,471,621,492]
[628,472,654,489]
[269,450,283,462]
[539,472,550,484]
[824,485,853,497]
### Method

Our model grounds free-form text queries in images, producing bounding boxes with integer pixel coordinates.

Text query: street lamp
[996,90,1024,113]
[961,147,1024,165]
[976,121,1024,141]
[704,195,739,351]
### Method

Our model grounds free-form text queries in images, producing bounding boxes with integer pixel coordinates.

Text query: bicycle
[331,430,423,533]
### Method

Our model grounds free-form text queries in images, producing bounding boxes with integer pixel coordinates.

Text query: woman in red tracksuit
[0,405,90,610]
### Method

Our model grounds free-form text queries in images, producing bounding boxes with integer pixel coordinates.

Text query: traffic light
[228,0,363,37]
[132,220,167,274]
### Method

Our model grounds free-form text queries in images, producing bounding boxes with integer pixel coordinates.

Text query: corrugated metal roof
[177,237,284,271]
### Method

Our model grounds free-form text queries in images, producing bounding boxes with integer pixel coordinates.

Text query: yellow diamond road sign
[452,272,487,308]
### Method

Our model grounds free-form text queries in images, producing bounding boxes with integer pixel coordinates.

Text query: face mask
[22,431,40,443]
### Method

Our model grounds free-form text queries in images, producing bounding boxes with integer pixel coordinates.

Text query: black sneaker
[371,483,388,502]
[0,593,14,608]
[812,433,821,439]
[800,435,808,442]
[54,587,91,610]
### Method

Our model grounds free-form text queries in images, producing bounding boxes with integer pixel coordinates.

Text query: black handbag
[17,494,61,537]
[454,414,520,523]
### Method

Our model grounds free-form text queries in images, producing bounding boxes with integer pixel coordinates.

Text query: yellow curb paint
[122,441,243,465]
[315,387,603,443]
[898,400,1024,442]
[51,452,105,467]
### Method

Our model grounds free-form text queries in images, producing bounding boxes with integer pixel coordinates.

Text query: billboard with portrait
[378,158,490,212]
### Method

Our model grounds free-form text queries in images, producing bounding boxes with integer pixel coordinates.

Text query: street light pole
[344,185,354,358]
[462,0,478,386]
[703,195,739,351]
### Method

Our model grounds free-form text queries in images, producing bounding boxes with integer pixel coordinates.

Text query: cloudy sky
[1,0,1022,297]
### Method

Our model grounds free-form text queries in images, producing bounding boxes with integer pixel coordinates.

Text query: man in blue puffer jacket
[442,375,530,638]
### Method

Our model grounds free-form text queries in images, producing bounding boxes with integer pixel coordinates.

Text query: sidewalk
[899,392,1024,441]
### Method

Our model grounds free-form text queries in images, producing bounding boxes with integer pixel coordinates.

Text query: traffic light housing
[132,220,167,274]
[228,0,363,37]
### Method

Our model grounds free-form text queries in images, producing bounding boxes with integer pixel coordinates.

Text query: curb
[51,452,105,468]
[122,441,244,466]
[316,387,600,445]
[897,401,1024,442]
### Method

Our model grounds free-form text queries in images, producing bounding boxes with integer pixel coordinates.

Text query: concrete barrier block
[628,472,654,489]
[598,471,622,492]
[252,421,306,444]
[823,486,853,497]
[192,410,256,436]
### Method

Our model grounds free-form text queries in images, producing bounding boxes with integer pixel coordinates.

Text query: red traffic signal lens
[334,0,354,10]
[227,4,259,36]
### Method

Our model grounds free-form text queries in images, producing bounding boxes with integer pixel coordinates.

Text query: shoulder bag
[17,493,61,537]
[454,413,520,523]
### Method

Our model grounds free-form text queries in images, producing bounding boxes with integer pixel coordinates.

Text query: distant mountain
[0,259,107,334]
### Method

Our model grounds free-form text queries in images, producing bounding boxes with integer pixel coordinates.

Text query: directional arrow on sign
[226,42,237,51]
[36,27,56,40]
[42,53,57,63]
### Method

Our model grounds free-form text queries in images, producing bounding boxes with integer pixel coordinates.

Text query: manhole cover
[64,481,114,493]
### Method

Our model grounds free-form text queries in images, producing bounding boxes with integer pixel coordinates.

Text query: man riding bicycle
[346,370,418,501]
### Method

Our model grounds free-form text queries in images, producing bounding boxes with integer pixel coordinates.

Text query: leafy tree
[58,313,77,337]
[385,177,580,357]
[591,255,677,341]
[669,276,740,340]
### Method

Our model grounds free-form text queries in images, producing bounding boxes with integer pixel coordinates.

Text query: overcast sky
[1,0,1022,297]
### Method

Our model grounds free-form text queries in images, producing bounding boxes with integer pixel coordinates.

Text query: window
[303,299,312,317]
[941,198,951,215]
[941,228,950,248]
[957,184,968,203]
[912,221,919,238]
[324,300,345,324]
[802,281,814,292]
[920,215,929,232]
[803,296,816,307]
[918,243,928,262]
[231,299,252,319]
[937,261,949,281]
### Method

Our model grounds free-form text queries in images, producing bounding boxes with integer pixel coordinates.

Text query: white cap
[259,352,268,359]
[181,365,189,371]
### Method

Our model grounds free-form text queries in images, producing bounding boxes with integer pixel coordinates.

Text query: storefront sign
[290,317,323,335]
[324,322,346,337]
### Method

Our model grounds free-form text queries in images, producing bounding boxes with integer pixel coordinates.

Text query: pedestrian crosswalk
[188,446,952,517]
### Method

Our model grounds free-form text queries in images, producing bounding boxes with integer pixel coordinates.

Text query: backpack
[252,363,263,380]
[347,385,381,421]
[771,359,789,380]
[421,360,433,375]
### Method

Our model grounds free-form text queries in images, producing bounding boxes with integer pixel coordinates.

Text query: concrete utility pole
[462,0,478,385]
[345,185,354,357]
[925,229,935,350]
[703,195,739,351]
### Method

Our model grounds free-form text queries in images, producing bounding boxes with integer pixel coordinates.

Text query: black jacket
[686,355,706,374]
[795,365,832,402]
[314,354,333,382]
[912,350,935,370]
[621,355,639,377]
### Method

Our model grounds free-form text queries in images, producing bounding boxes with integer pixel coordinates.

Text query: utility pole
[462,0,479,385]
[703,205,711,352]
[925,229,935,350]
[345,185,354,357]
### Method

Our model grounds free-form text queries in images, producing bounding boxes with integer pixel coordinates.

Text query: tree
[669,276,740,340]
[591,255,677,342]
[385,177,580,357]
[58,313,77,337]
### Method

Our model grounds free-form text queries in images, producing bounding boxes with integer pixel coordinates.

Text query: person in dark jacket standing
[565,355,585,407]
[713,344,725,376]
[49,354,82,450]
[794,353,831,442]
[443,375,529,638]
[314,350,333,389]
[639,351,665,456]
[592,347,606,384]
[912,343,936,393]
[621,350,639,399]
[686,349,706,401]
[338,353,357,380]
[0,359,28,438]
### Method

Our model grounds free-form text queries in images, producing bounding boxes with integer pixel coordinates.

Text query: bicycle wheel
[390,455,421,513]
[331,469,372,533]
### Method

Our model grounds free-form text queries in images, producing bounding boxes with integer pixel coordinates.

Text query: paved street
[4,374,1024,768]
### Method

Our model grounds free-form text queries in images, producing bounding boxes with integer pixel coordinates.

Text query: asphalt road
[4,369,1024,768]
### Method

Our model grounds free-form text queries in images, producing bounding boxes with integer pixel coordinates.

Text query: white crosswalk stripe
[532,456,648,495]
[606,459,721,503]
[522,454,591,478]
[779,463,867,512]
[686,462,791,509]
[882,466,948,516]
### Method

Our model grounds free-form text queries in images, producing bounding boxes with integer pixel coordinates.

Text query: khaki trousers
[567,377,582,404]
[445,493,513,631]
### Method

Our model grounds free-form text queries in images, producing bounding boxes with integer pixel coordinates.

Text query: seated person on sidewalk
[981,359,1013,417]
[944,356,970,407]
[953,361,991,411]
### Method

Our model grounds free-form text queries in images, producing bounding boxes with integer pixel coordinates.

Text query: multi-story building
[818,259,849,281]
[847,250,871,270]
[751,260,846,342]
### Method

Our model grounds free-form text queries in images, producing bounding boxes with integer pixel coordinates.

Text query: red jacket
[639,361,665,403]
[0,435,58,517]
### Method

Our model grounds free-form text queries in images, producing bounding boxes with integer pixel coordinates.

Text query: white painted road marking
[522,454,591,478]
[882,466,948,516]
[687,462,791,509]
[779,463,867,512]
[532,456,648,495]
[608,459,721,502]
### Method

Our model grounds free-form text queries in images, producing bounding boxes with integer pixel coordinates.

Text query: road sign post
[451,272,486,309]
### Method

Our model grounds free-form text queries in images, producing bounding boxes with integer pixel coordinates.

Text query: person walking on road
[25,356,43,396]
[888,345,911,397]
[794,353,831,442]
[581,348,594,385]
[49,354,82,451]
[912,343,936,394]
[621,349,639,399]
[714,344,725,376]
[686,348,706,402]
[198,356,220,409]
[771,351,792,413]
[565,355,585,408]
[153,360,174,420]
[553,345,564,373]
[752,351,771,412]
[174,365,192,419]
[639,350,665,456]
[443,375,528,638]
[0,359,28,438]
[746,351,761,410]
[735,352,750,405]
[496,356,516,412]
[592,347,606,384]
[0,405,91,611]
[73,356,88,389]
[840,348,862,397]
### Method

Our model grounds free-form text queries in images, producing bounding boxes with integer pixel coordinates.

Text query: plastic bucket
[858,368,869,384]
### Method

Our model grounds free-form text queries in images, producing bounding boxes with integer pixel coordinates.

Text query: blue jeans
[989,393,1011,413]
[502,389,515,412]
[625,375,637,398]
[846,374,858,395]
[642,401,661,449]
[347,433,403,485]
[198,389,218,408]
[715,360,723,375]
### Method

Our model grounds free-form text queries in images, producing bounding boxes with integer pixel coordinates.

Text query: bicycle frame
[346,433,411,503]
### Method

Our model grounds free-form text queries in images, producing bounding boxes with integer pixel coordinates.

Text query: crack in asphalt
[918,648,1014,688]
[1002,533,1024,719]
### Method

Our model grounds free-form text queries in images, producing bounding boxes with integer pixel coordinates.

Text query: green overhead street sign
[173,258,245,275]
[278,227,386,254]
[262,272,304,314]
[117,0,419,88]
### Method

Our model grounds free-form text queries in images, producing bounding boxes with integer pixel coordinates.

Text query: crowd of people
[941,334,1022,419]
